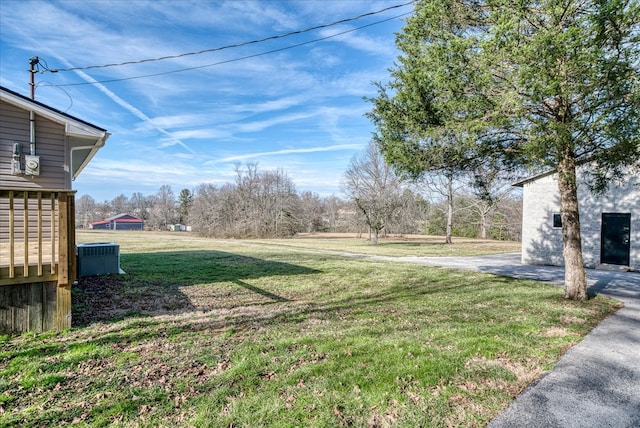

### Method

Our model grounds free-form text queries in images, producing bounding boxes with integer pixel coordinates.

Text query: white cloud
[168,129,231,140]
[144,113,218,130]
[319,25,396,57]
[232,111,318,133]
[214,143,364,163]
[235,95,308,114]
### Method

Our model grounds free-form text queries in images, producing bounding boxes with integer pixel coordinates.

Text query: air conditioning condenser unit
[77,242,123,276]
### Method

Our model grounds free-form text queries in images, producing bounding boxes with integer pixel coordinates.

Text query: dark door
[601,213,631,265]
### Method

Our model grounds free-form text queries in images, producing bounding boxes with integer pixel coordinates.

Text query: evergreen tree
[367,0,640,300]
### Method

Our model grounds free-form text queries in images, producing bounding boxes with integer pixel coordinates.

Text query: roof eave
[0,86,107,133]
[71,132,110,180]
[511,169,558,187]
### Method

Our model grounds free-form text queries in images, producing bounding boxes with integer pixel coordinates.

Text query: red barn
[90,213,144,230]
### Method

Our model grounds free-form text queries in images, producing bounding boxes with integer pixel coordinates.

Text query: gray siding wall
[1,99,70,190]
[521,167,639,270]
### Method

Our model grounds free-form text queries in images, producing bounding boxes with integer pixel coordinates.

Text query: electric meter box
[24,155,40,175]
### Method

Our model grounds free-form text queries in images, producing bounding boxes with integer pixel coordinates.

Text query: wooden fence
[0,188,76,333]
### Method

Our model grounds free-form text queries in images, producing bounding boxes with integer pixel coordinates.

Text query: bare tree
[343,142,405,245]
[259,169,300,237]
[76,194,96,228]
[189,183,224,237]
[492,196,523,242]
[322,195,350,233]
[299,191,323,233]
[193,183,243,238]
[465,166,516,239]
[235,163,260,236]
[387,189,429,235]
[417,170,465,244]
[130,192,151,221]
[94,201,113,222]
[148,185,176,230]
[111,194,129,215]
[189,165,301,238]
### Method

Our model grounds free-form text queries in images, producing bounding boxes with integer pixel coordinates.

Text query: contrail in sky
[40,50,195,154]
[216,143,363,163]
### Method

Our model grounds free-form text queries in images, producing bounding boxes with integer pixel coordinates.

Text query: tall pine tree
[367,0,640,300]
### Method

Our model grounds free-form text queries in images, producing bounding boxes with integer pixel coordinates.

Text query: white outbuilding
[514,163,639,271]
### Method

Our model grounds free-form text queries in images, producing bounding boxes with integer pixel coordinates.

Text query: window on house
[553,213,562,228]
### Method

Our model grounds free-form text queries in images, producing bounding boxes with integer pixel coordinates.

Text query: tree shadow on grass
[11,270,519,369]
[72,250,316,327]
[67,269,562,350]
[69,266,506,337]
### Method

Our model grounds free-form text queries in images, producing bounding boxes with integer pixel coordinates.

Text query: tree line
[76,159,522,241]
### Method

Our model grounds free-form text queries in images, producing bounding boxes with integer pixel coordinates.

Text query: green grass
[252,234,522,257]
[0,231,620,427]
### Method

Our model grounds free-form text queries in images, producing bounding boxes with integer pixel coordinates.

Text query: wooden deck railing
[0,189,76,287]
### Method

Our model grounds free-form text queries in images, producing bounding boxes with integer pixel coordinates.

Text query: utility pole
[29,56,39,100]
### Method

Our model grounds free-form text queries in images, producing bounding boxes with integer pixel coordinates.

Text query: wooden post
[37,192,43,276]
[68,193,77,283]
[58,192,68,285]
[50,193,56,275]
[55,192,71,330]
[55,283,71,330]
[9,191,15,278]
[23,191,29,277]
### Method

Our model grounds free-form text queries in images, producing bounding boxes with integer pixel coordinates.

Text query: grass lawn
[230,233,521,258]
[0,231,620,427]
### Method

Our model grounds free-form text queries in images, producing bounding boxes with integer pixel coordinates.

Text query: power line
[41,1,416,74]
[41,11,412,88]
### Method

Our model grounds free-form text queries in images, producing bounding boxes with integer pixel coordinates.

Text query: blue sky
[1,0,415,202]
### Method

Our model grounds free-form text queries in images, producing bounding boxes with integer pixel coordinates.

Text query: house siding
[0,99,70,190]
[1,86,107,334]
[521,166,639,270]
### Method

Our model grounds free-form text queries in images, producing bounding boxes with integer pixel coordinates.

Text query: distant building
[90,214,144,230]
[169,224,190,232]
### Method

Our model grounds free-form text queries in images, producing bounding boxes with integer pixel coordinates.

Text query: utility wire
[41,11,412,87]
[42,1,416,73]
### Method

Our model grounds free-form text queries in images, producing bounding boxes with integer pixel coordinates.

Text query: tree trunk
[445,174,453,244]
[557,155,588,301]
[372,228,379,245]
[479,208,488,239]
